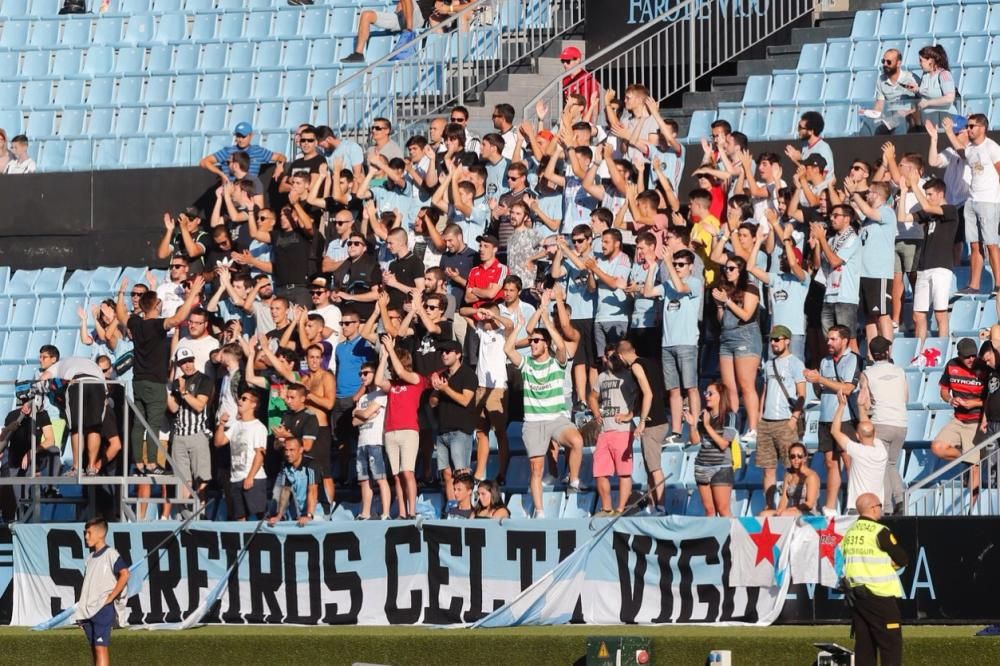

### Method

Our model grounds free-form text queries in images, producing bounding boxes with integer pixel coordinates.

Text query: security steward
[841,492,908,666]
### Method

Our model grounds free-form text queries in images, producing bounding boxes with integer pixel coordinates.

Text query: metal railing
[904,431,1000,516]
[524,0,818,124]
[326,0,585,144]
[0,378,198,523]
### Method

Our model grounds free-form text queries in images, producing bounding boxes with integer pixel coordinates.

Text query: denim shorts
[719,325,762,359]
[965,200,1000,247]
[661,345,699,390]
[435,430,473,472]
[356,444,388,481]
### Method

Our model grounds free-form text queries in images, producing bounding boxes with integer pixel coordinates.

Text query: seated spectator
[915,45,957,127]
[341,0,416,64]
[686,381,736,517]
[77,301,128,358]
[473,478,510,519]
[446,472,475,518]
[759,443,820,517]
[859,49,918,136]
[0,128,13,173]
[267,437,318,526]
[212,391,267,521]
[199,122,282,182]
[3,135,35,174]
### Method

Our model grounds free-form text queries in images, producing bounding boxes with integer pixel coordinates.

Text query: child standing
[75,518,129,666]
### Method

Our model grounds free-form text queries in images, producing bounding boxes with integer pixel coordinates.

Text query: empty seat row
[797,34,1000,74]
[0,0,384,16]
[850,4,1000,39]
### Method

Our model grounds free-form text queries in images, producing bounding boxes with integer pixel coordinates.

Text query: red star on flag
[817,518,844,566]
[749,518,782,566]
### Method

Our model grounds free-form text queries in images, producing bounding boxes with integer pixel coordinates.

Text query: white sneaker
[822,506,838,518]
[741,429,757,445]
[541,474,559,486]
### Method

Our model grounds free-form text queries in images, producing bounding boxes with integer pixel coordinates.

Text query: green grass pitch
[2,624,998,665]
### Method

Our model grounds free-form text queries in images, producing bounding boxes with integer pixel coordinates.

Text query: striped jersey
[518,355,569,421]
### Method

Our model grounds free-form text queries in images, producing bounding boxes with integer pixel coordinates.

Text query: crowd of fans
[3,42,1000,524]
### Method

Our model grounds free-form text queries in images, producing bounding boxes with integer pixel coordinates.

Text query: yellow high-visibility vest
[842,519,904,598]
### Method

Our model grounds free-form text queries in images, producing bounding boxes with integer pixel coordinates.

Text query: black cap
[869,336,891,355]
[437,339,462,354]
[179,206,203,222]
[802,153,827,170]
[477,234,499,247]
[957,337,979,358]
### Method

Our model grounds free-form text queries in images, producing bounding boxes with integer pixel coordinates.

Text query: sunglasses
[724,265,739,272]
[170,264,186,269]
[342,320,359,325]
[672,262,690,268]
[572,237,587,244]
[100,367,113,374]
[371,126,388,132]
[130,291,145,297]
[335,219,353,225]
[850,165,866,171]
[449,117,465,122]
[238,396,254,402]
[508,174,523,179]
[309,289,326,295]
[881,59,895,64]
[347,240,366,247]
[426,305,441,311]
[528,337,547,344]
[770,337,787,343]
[359,370,373,377]
[789,453,806,460]
[560,59,573,64]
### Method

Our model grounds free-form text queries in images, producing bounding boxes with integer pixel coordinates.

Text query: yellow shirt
[692,215,721,285]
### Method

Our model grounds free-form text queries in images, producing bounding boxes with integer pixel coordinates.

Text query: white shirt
[844,438,888,509]
[357,389,387,447]
[226,418,268,482]
[156,281,185,319]
[475,323,508,389]
[862,361,908,428]
[933,147,971,206]
[45,357,105,384]
[312,303,342,341]
[965,138,1000,203]
[3,157,35,174]
[500,128,518,160]
[174,334,220,379]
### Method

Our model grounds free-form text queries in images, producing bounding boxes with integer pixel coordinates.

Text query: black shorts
[818,420,856,455]
[859,277,892,318]
[329,396,357,447]
[572,319,596,369]
[228,477,267,519]
[308,427,333,479]
[65,380,106,434]
[100,409,119,440]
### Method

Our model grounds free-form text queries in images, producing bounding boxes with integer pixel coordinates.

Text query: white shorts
[373,10,404,30]
[913,267,953,312]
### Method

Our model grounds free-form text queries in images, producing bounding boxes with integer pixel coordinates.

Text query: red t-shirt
[562,70,599,112]
[384,376,428,432]
[466,258,508,308]
[940,358,985,423]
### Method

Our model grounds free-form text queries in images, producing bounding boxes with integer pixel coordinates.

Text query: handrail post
[688,0,697,93]
[458,27,466,106]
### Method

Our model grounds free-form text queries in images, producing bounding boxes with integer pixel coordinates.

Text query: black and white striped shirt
[170,371,213,436]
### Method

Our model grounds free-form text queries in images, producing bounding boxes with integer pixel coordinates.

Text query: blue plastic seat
[145,44,172,73]
[308,38,338,66]
[920,337,950,367]
[114,106,142,135]
[937,36,962,63]
[113,46,143,74]
[981,302,1000,329]
[149,135,175,165]
[849,40,879,69]
[39,141,66,172]
[931,4,961,35]
[93,138,122,169]
[738,107,767,139]
[190,13,217,42]
[2,0,28,16]
[904,370,923,409]
[685,110,713,142]
[31,267,66,294]
[34,296,61,329]
[170,104,198,133]
[281,40,309,66]
[0,20,29,48]
[93,16,123,44]
[22,80,52,107]
[282,69,309,97]
[26,110,55,137]
[300,6,329,37]
[259,130,287,153]
[89,107,113,134]
[227,72,253,99]
[959,35,990,65]
[200,104,228,132]
[123,15,154,44]
[764,107,795,139]
[66,139,92,169]
[821,104,851,136]
[796,72,825,102]
[903,450,940,486]
[229,102,255,129]
[877,8,905,37]
[849,69,878,103]
[30,0,60,14]
[152,0,181,10]
[145,75,171,103]
[245,12,271,40]
[959,4,989,35]
[309,68,340,95]
[560,491,593,518]
[798,43,825,71]
[58,107,85,135]
[0,53,18,79]
[60,270,92,296]
[9,297,38,329]
[1,330,31,364]
[28,18,59,47]
[284,99,314,127]
[153,13,186,43]
[62,17,92,46]
[21,51,50,78]
[273,9,301,38]
[201,43,227,70]
[891,337,919,365]
[53,49,83,77]
[904,6,933,36]
[115,76,144,104]
[959,66,990,98]
[851,10,879,38]
[228,43,253,69]
[253,71,281,100]
[218,12,245,41]
[143,105,171,134]
[927,409,954,440]
[254,41,282,68]
[122,138,149,167]
[919,370,947,408]
[197,73,226,101]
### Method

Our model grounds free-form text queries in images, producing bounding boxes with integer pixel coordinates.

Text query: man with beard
[860,48,919,136]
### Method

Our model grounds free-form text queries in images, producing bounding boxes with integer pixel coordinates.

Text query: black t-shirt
[323,195,364,220]
[271,226,313,287]
[633,357,668,426]
[3,408,51,469]
[282,408,320,442]
[332,254,382,319]
[127,315,170,383]
[436,364,478,434]
[266,324,301,356]
[285,154,327,179]
[387,252,425,309]
[408,319,453,376]
[915,205,958,271]
[982,367,1000,423]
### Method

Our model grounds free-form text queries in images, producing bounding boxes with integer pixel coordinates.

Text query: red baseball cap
[559,46,582,60]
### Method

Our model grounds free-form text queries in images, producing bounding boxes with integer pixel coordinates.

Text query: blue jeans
[661,345,699,391]
[595,321,627,358]
[435,430,473,472]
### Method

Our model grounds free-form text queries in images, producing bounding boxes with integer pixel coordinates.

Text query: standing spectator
[266,200,314,305]
[430,339,477,499]
[156,210,208,274]
[616,339,669,512]
[341,0,415,63]
[243,274,277,335]
[213,391,267,521]
[331,308,375,485]
[930,338,985,493]
[915,44,957,127]
[280,127,326,192]
[2,135,35,174]
[757,326,806,509]
[858,49,918,136]
[686,381,736,517]
[318,126,365,180]
[643,246,702,445]
[167,348,214,516]
[304,275,343,343]
[332,232,382,321]
[353,361,391,520]
[462,234,506,312]
[552,230,598,410]
[813,204,861,338]
[858,336,908,514]
[376,338,427,519]
[367,117,405,161]
[267,437,318,526]
[384,228,426,310]
[302,348,336,506]
[850,181,897,343]
[585,228,632,359]
[711,255,762,443]
[626,232,662,359]
[116,276,203,480]
[785,111,835,183]
[885,147,925,335]
[759,443,820,517]
[199,122,281,181]
[748,219,809,359]
[926,118,970,268]
[559,46,598,114]
[174,307,220,379]
[505,320,584,518]
[492,103,519,160]
[905,175,958,342]
[831,393,888,511]
[804,325,861,516]
[155,254,190,319]
[468,306,513,483]
[322,210,358,273]
[499,201,541,290]
[961,114,1000,294]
